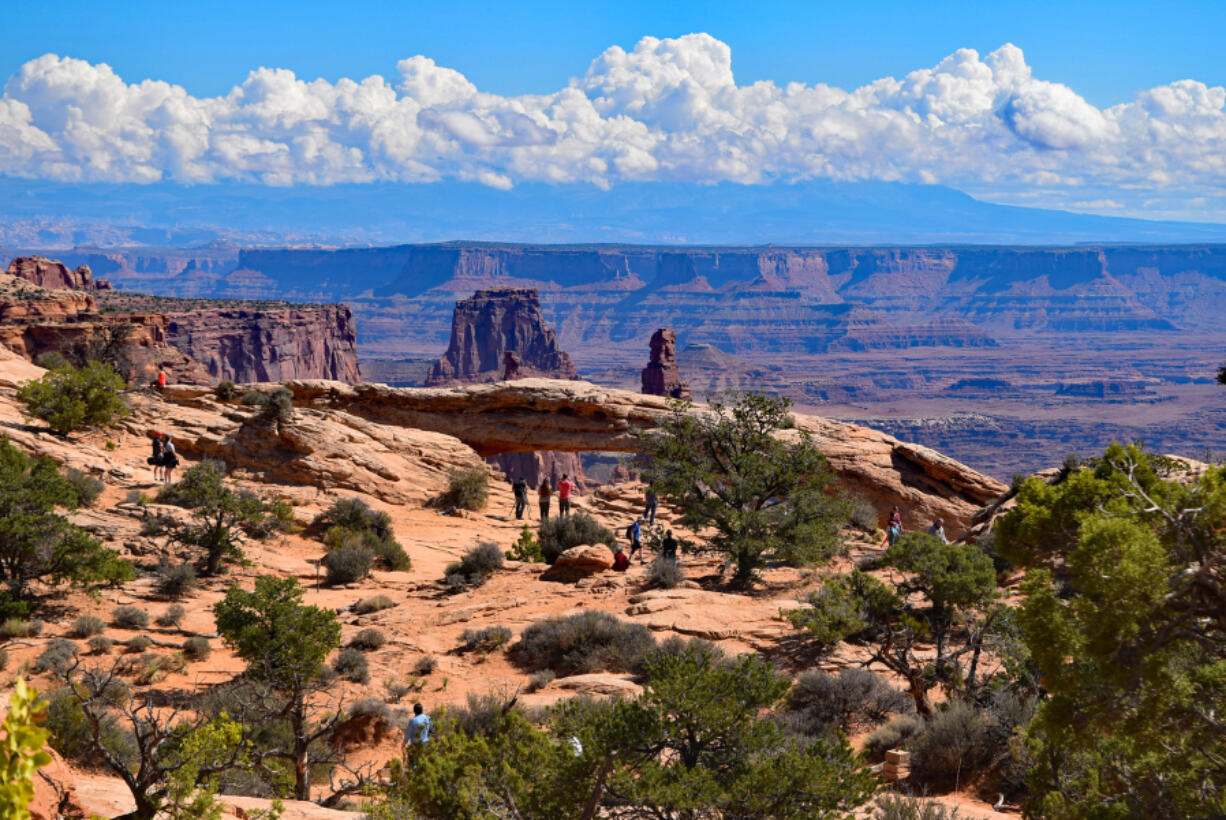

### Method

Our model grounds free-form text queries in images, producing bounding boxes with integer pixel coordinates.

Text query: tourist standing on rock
[644,486,658,525]
[612,544,630,571]
[512,476,528,520]
[886,505,903,547]
[557,474,574,516]
[661,529,678,563]
[627,517,644,563]
[927,518,948,544]
[538,478,552,520]
[160,434,179,484]
[148,431,165,482]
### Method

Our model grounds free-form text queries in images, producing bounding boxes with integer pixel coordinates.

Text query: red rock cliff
[7,256,111,290]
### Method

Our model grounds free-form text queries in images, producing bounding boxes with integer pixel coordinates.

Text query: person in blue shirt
[404,702,432,750]
[627,517,644,563]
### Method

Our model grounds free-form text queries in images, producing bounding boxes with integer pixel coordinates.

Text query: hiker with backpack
[160,434,179,484]
[626,517,644,564]
[511,476,528,520]
[147,431,165,482]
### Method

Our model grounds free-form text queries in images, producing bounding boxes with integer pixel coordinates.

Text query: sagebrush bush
[461,625,512,653]
[849,498,880,532]
[45,686,136,768]
[125,636,153,653]
[155,604,185,628]
[413,655,438,676]
[647,555,684,588]
[182,636,211,661]
[538,512,615,564]
[87,636,114,655]
[349,697,392,725]
[333,647,370,683]
[315,498,409,570]
[526,669,555,692]
[324,544,375,585]
[71,614,106,638]
[450,690,523,738]
[788,668,912,733]
[873,795,962,820]
[354,595,395,615]
[241,389,264,405]
[863,715,922,760]
[512,611,656,676]
[349,628,386,651]
[215,380,238,400]
[65,468,104,507]
[258,387,294,424]
[437,466,489,511]
[156,562,198,599]
[907,701,990,787]
[111,605,149,629]
[0,617,39,640]
[444,542,504,590]
[34,639,79,674]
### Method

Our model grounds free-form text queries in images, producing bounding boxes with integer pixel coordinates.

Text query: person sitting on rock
[155,369,167,391]
[626,517,644,564]
[538,478,552,520]
[511,476,528,520]
[612,544,631,572]
[557,474,574,516]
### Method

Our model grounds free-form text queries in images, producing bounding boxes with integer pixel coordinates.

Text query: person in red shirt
[155,369,168,390]
[557,473,574,516]
[612,544,630,572]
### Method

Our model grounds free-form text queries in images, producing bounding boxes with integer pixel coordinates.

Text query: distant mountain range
[3,176,1226,247]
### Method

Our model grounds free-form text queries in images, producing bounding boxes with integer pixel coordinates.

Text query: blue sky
[1,0,1225,222]
[3,0,1222,105]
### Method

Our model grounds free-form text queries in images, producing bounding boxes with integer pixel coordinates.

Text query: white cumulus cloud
[0,32,1224,206]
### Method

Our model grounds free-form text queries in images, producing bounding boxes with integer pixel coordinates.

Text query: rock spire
[641,328,691,400]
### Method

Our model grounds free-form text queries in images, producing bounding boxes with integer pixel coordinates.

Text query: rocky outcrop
[268,378,1006,532]
[641,328,691,400]
[29,747,87,820]
[7,255,111,291]
[426,288,579,386]
[163,304,361,384]
[541,544,616,582]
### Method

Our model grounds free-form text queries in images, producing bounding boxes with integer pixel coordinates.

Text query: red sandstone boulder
[542,543,615,581]
[29,747,87,820]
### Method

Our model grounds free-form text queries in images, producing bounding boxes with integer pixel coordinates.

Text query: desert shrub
[111,605,149,629]
[34,351,70,370]
[538,512,615,563]
[257,387,294,424]
[241,389,264,405]
[0,648,6,670]
[444,542,504,590]
[873,795,961,820]
[505,524,544,563]
[16,359,128,434]
[154,603,186,628]
[134,652,185,685]
[324,544,375,585]
[450,690,524,738]
[461,625,512,653]
[0,617,40,640]
[907,701,991,787]
[413,655,438,676]
[44,685,136,769]
[182,636,211,661]
[125,636,153,653]
[156,561,197,599]
[354,595,395,615]
[646,554,684,588]
[332,647,370,684]
[437,466,489,511]
[215,380,238,400]
[139,515,173,537]
[315,498,408,571]
[65,468,104,507]
[512,611,656,676]
[526,669,555,692]
[349,628,386,651]
[87,636,114,654]
[863,715,922,760]
[348,697,392,725]
[849,498,879,532]
[788,668,912,733]
[71,614,106,638]
[34,639,79,674]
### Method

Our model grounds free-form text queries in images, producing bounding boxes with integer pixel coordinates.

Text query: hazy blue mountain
[3,176,1226,246]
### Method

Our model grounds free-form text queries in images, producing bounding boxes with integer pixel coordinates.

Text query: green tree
[642,392,849,586]
[0,679,52,820]
[213,576,343,801]
[159,460,286,575]
[997,442,1226,819]
[556,641,876,819]
[17,359,128,434]
[0,436,132,607]
[788,534,998,715]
